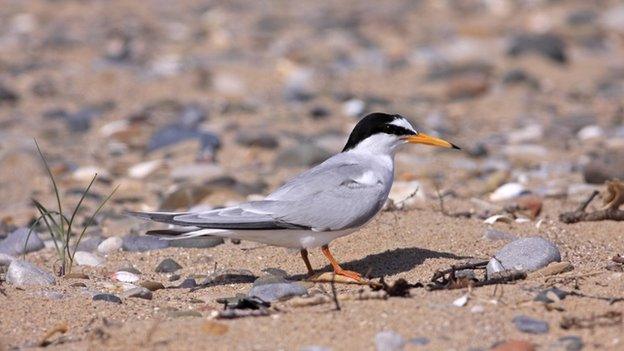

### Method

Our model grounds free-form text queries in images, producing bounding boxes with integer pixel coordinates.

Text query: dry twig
[560,181,624,223]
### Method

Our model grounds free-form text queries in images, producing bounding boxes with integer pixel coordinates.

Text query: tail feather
[147,228,232,240]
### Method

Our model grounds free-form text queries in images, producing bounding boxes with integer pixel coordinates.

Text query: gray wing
[132,154,388,231]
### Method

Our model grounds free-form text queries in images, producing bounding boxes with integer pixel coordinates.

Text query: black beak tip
[451,143,461,150]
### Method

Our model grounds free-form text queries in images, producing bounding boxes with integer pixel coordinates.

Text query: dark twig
[330,277,341,311]
[560,190,624,223]
[578,190,600,212]
[428,260,526,291]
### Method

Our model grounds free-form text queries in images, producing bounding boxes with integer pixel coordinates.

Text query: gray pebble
[168,236,223,249]
[534,287,568,303]
[0,228,44,256]
[235,132,279,149]
[487,237,561,276]
[6,260,55,287]
[408,337,430,346]
[483,228,517,242]
[508,33,567,64]
[93,293,122,304]
[155,258,183,273]
[76,235,104,252]
[121,287,153,300]
[375,330,405,351]
[122,235,169,252]
[174,278,197,289]
[248,275,307,302]
[512,315,549,334]
[556,336,584,351]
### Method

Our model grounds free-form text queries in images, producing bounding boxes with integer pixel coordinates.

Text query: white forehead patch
[389,117,416,133]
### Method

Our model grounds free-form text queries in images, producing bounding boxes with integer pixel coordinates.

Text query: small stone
[375,330,405,351]
[112,271,140,283]
[155,258,183,273]
[6,260,55,286]
[275,143,331,167]
[408,337,429,346]
[483,228,517,242]
[0,227,44,256]
[555,336,584,351]
[248,275,308,302]
[92,293,122,304]
[309,106,330,119]
[512,315,549,334]
[508,33,567,63]
[492,340,535,351]
[489,183,527,202]
[487,237,561,275]
[168,236,224,249]
[583,149,624,184]
[235,132,279,149]
[117,265,142,275]
[168,273,181,281]
[534,287,568,303]
[128,160,162,179]
[121,287,153,300]
[0,83,20,105]
[76,235,104,252]
[0,253,15,266]
[342,99,366,118]
[173,278,197,289]
[122,235,169,252]
[74,251,105,267]
[97,237,123,254]
[140,280,165,291]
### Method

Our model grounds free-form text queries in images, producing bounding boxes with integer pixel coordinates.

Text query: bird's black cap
[342,113,416,152]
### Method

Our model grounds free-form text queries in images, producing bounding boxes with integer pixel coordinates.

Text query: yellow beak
[401,133,460,149]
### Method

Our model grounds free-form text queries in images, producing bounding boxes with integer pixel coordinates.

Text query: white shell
[489,182,525,202]
[111,271,139,283]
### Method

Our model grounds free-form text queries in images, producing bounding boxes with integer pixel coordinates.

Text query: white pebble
[112,271,139,283]
[74,251,105,267]
[97,237,123,254]
[489,182,526,202]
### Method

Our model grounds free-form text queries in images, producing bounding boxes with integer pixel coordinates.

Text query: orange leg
[321,245,362,281]
[300,249,315,277]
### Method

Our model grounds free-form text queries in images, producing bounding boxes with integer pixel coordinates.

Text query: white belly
[203,228,358,249]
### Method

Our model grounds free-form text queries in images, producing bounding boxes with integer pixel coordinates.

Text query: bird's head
[342,112,460,154]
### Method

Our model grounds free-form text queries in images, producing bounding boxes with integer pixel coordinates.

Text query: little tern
[130,112,459,280]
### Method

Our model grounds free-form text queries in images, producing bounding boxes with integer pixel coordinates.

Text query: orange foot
[334,268,363,281]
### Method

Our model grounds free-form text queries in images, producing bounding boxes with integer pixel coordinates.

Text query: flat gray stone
[155,258,182,273]
[248,275,307,302]
[74,251,105,267]
[0,228,44,256]
[122,235,169,252]
[75,235,104,252]
[6,260,55,286]
[512,315,549,334]
[375,330,405,351]
[168,236,223,249]
[93,293,122,304]
[487,236,561,276]
[121,287,153,300]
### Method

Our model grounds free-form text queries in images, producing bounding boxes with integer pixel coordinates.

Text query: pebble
[122,235,169,252]
[577,125,604,141]
[375,330,405,351]
[155,258,183,273]
[76,235,104,252]
[487,237,561,275]
[248,275,308,302]
[74,251,105,267]
[583,149,624,184]
[235,132,279,149]
[342,99,366,118]
[97,237,123,254]
[0,83,20,105]
[121,287,153,300]
[408,337,430,346]
[168,236,224,249]
[483,228,517,242]
[492,340,534,351]
[112,271,140,283]
[128,159,162,179]
[140,280,165,291]
[92,293,122,304]
[489,183,527,202]
[534,287,568,303]
[555,336,584,351]
[174,278,198,289]
[512,315,549,334]
[508,33,567,63]
[275,143,332,167]
[6,260,55,286]
[0,253,15,266]
[0,227,44,256]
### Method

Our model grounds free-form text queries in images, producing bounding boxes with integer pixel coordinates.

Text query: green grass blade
[31,206,62,259]
[34,139,65,241]
[70,184,119,263]
[65,173,98,259]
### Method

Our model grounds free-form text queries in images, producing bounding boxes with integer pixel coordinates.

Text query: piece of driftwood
[560,181,624,223]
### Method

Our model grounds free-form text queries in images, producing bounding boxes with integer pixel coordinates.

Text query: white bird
[130,113,459,281]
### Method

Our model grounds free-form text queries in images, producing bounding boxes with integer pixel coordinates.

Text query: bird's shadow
[290,247,472,280]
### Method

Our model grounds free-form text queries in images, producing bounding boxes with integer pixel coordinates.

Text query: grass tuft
[24,139,118,275]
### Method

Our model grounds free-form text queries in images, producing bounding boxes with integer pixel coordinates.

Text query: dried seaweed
[560,181,624,223]
[371,277,422,297]
[560,311,622,330]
